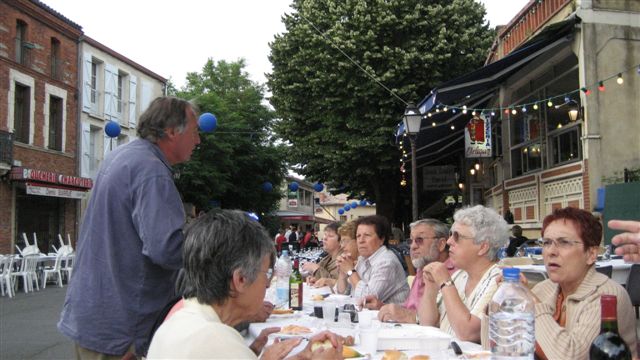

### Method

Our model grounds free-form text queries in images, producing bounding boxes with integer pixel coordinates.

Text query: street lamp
[403,103,422,221]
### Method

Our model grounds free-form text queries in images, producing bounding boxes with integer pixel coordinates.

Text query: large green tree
[268,0,494,222]
[173,59,287,223]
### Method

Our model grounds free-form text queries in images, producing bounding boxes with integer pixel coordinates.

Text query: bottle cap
[600,295,617,320]
[282,250,289,256]
[502,267,520,281]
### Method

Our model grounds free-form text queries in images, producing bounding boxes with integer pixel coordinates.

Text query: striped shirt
[531,267,637,359]
[353,246,410,304]
[437,263,501,336]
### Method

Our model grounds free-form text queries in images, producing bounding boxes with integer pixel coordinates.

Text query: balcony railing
[14,38,33,67]
[486,0,572,64]
[0,130,14,166]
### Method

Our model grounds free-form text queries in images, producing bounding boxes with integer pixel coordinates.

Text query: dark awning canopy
[407,16,579,167]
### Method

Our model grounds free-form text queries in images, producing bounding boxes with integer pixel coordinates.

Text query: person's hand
[249,327,280,355]
[336,253,355,273]
[378,304,415,323]
[423,262,450,287]
[303,262,320,274]
[306,276,317,286]
[609,220,640,263]
[362,295,384,310]
[313,278,336,288]
[250,301,274,323]
[303,331,344,360]
[261,337,302,360]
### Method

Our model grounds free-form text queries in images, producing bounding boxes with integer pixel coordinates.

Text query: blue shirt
[58,138,185,356]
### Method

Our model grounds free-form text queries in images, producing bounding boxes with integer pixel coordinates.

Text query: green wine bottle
[289,258,303,310]
[589,295,632,360]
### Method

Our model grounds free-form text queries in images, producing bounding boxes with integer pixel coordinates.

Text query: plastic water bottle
[275,250,292,309]
[488,267,535,359]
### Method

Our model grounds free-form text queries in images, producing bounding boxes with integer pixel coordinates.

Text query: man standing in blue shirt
[58,97,201,359]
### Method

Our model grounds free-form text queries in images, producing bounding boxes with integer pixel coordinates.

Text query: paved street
[0,286,73,360]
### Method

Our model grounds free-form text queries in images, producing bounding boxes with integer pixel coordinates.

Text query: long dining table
[247,284,486,359]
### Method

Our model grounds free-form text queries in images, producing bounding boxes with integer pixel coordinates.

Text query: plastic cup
[359,326,379,355]
[359,309,373,328]
[338,312,351,327]
[322,301,336,324]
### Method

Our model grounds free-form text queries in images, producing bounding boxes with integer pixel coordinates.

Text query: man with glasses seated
[376,219,456,322]
[417,205,507,342]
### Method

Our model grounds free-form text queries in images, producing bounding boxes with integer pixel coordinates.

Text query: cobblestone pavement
[0,286,73,360]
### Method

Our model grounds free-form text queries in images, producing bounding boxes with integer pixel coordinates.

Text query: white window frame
[44,83,67,152]
[8,69,35,145]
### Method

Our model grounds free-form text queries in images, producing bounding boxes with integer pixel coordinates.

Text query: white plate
[269,311,302,319]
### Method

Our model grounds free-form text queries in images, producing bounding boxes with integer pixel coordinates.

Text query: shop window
[492,120,502,158]
[48,96,63,151]
[512,142,542,177]
[50,37,61,80]
[549,125,581,166]
[14,83,31,144]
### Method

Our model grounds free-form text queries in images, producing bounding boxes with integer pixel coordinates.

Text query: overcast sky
[42,0,529,88]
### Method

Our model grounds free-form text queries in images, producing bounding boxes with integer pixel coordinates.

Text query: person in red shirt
[275,229,287,252]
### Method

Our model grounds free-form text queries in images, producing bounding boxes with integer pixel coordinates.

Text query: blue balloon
[351,201,358,208]
[338,208,345,215]
[313,183,324,192]
[262,181,273,192]
[104,121,121,138]
[344,204,351,211]
[289,182,299,192]
[198,112,217,132]
[359,200,367,206]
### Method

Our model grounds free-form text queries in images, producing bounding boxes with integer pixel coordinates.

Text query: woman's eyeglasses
[407,236,440,246]
[541,238,583,249]
[448,230,475,242]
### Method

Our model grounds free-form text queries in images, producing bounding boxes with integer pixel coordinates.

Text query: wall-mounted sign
[423,165,456,190]
[26,183,87,199]
[465,115,492,158]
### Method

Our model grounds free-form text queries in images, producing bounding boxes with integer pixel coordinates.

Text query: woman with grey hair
[417,205,508,343]
[147,210,341,359]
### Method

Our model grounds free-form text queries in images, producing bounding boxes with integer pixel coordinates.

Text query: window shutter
[104,63,118,122]
[82,53,92,112]
[129,75,137,128]
[104,132,113,157]
[81,123,91,177]
[140,80,153,113]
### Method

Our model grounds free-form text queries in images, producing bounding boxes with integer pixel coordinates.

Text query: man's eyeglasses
[541,238,583,249]
[407,236,440,246]
[448,230,475,243]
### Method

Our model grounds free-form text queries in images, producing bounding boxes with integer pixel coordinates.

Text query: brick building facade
[0,0,91,254]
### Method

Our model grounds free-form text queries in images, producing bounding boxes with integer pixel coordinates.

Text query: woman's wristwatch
[347,269,357,277]
[439,279,454,290]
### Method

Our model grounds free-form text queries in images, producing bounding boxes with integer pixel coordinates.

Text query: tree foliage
[173,59,287,218]
[268,0,494,222]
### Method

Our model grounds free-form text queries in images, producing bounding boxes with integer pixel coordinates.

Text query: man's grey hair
[181,209,276,305]
[136,96,199,143]
[453,205,509,261]
[409,219,449,240]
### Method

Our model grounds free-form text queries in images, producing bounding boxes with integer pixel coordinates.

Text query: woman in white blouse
[417,205,509,342]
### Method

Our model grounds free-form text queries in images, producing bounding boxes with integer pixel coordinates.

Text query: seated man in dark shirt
[506,225,529,257]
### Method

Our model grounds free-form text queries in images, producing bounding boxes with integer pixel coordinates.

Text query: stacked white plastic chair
[0,255,15,298]
[41,252,63,288]
[58,234,74,282]
[11,254,40,293]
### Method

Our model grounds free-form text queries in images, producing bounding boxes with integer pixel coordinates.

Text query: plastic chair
[41,253,64,288]
[625,264,640,319]
[61,254,74,282]
[595,265,613,278]
[11,255,40,293]
[0,255,15,298]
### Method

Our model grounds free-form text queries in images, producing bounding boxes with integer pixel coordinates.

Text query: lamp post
[403,103,422,221]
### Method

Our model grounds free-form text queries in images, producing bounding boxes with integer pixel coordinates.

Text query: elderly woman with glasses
[147,210,342,359]
[304,222,341,286]
[515,207,636,359]
[417,205,507,342]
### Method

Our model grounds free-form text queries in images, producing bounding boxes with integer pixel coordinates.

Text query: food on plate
[272,308,294,315]
[280,324,312,334]
[409,355,430,360]
[311,294,324,301]
[310,340,362,358]
[382,349,408,360]
[464,351,491,358]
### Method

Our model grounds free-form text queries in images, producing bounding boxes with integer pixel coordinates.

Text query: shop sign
[464,115,492,158]
[288,199,298,207]
[11,167,93,189]
[423,165,455,190]
[26,183,87,199]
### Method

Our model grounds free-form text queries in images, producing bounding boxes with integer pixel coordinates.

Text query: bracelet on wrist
[439,279,454,290]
